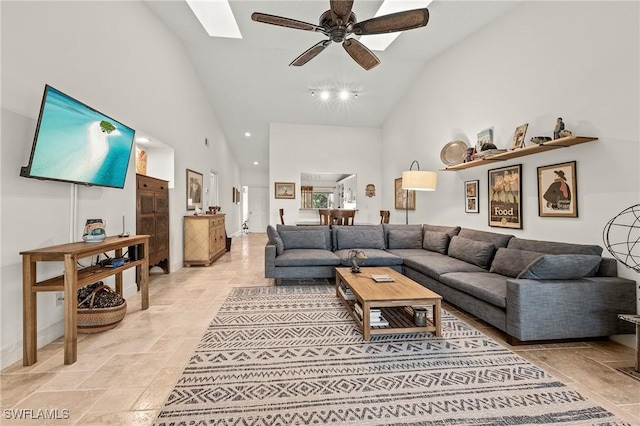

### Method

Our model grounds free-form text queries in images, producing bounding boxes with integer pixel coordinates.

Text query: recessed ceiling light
[339,90,350,100]
[359,0,433,51]
[186,0,242,39]
[245,132,251,138]
[320,90,330,101]
[253,161,259,165]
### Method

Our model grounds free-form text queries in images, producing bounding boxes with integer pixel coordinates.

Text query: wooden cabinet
[136,174,170,273]
[440,136,598,171]
[184,214,226,266]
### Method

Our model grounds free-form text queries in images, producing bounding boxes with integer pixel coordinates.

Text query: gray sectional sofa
[265,223,637,343]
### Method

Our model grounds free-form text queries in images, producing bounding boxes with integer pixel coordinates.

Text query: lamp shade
[402,170,437,191]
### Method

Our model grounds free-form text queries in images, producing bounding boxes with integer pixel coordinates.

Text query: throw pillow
[387,226,423,249]
[517,254,602,280]
[336,227,385,250]
[279,229,327,250]
[490,248,544,278]
[448,236,496,269]
[422,230,450,254]
[266,225,284,255]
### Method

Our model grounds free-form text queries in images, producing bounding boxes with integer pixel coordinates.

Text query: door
[247,186,269,232]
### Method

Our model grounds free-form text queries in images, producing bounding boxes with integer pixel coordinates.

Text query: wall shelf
[440,136,598,171]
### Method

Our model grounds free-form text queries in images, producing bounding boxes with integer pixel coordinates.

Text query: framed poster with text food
[488,164,522,229]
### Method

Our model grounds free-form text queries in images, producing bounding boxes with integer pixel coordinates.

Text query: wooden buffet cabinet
[136,174,170,273]
[183,214,227,266]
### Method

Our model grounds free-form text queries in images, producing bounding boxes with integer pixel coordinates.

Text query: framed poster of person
[464,180,479,213]
[537,161,578,217]
[394,177,415,210]
[488,164,522,229]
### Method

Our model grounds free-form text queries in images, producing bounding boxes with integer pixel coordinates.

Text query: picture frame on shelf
[394,177,415,210]
[537,161,578,217]
[464,180,479,213]
[509,123,528,150]
[488,164,522,229]
[186,169,203,211]
[476,128,493,152]
[274,182,295,199]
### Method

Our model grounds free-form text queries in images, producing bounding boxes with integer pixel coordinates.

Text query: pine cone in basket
[77,282,125,309]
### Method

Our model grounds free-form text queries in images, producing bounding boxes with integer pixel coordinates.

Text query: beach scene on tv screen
[29,87,135,188]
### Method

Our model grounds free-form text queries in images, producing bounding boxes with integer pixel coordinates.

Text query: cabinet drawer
[137,176,168,192]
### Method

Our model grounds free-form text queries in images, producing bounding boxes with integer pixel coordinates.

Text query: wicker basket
[77,284,127,334]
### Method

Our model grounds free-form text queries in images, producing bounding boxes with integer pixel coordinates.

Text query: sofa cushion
[274,249,341,267]
[333,225,385,250]
[422,230,450,254]
[507,238,603,256]
[490,248,544,278]
[458,228,513,248]
[403,252,485,281]
[448,236,496,269]
[386,248,428,259]
[517,254,602,280]
[267,225,284,255]
[277,225,332,249]
[423,224,461,239]
[383,224,423,249]
[279,229,327,250]
[439,272,508,308]
[334,249,403,267]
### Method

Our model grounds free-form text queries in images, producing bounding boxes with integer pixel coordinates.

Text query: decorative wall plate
[440,140,469,165]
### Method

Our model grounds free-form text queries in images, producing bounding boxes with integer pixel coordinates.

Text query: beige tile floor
[2,232,639,425]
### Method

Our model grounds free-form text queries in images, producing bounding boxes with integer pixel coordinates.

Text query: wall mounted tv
[20,85,136,189]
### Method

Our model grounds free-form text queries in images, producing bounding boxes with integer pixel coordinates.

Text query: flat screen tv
[20,85,136,189]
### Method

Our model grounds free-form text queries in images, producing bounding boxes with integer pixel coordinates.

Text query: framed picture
[537,161,578,217]
[235,188,241,205]
[465,180,479,213]
[186,169,203,210]
[394,177,415,210]
[476,128,493,152]
[509,123,528,150]
[232,187,237,203]
[488,164,522,229]
[274,182,295,199]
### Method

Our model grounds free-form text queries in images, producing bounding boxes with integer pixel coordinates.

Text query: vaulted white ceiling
[144,1,519,172]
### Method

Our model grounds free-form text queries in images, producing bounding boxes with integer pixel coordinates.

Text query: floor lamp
[402,160,437,224]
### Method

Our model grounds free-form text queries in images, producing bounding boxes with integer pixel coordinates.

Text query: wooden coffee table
[335,267,442,340]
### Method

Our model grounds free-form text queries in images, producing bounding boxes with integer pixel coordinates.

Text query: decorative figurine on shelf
[347,249,367,273]
[559,129,572,137]
[554,117,565,140]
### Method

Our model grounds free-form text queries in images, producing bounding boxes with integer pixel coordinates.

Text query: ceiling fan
[251,0,430,71]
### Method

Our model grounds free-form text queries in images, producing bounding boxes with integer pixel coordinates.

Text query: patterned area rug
[154,286,629,425]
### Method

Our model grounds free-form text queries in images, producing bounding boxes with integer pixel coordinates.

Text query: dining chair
[318,209,331,225]
[279,208,285,225]
[380,210,390,224]
[331,209,356,225]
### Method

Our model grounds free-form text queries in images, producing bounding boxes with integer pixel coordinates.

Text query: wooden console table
[20,235,149,365]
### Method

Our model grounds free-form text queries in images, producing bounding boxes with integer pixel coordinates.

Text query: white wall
[382,2,639,297]
[0,1,241,367]
[269,123,383,226]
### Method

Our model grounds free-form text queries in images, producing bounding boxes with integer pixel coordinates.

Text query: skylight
[359,0,433,51]
[186,0,242,39]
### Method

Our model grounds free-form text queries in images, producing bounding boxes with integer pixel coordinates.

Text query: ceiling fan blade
[330,0,354,25]
[251,12,324,32]
[352,8,429,35]
[290,40,332,67]
[343,39,380,71]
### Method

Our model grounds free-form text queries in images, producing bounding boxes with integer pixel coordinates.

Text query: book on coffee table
[371,274,394,282]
